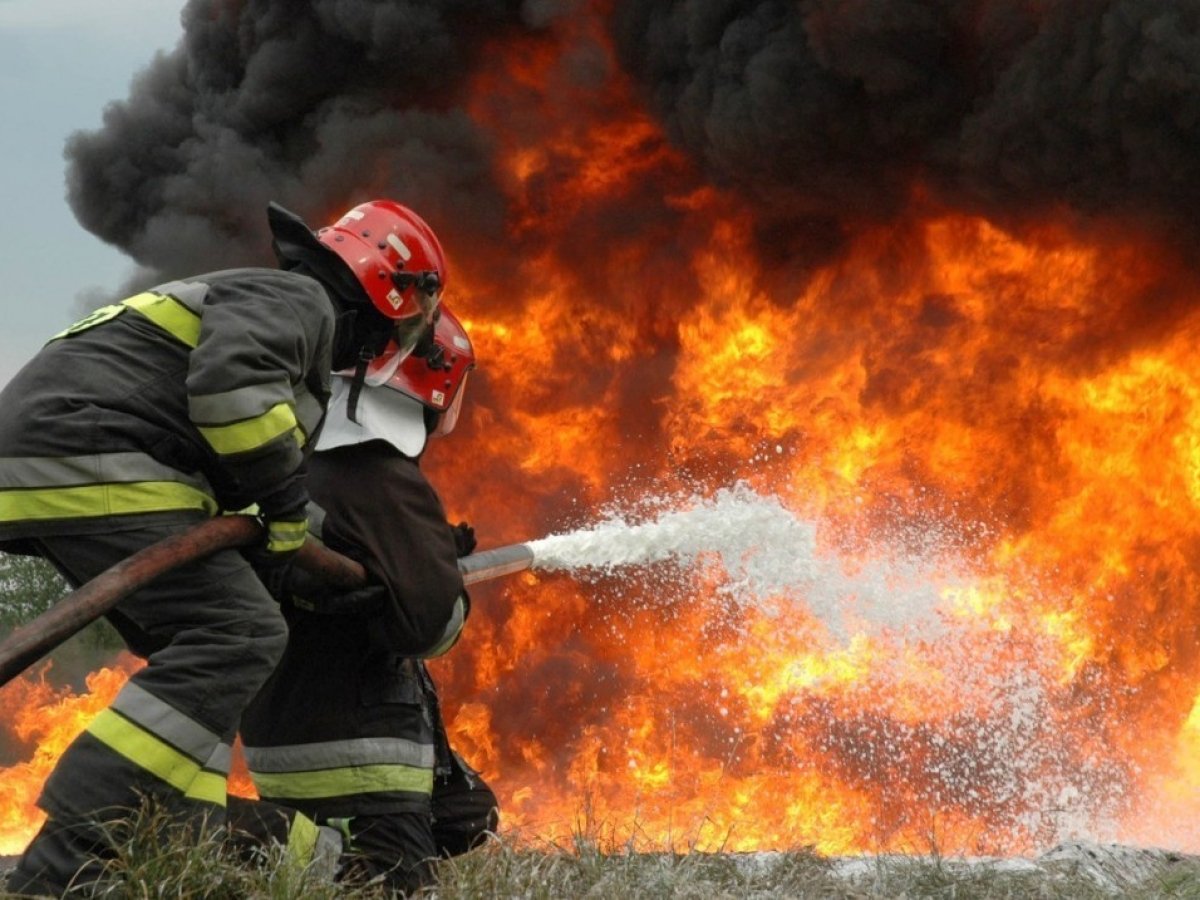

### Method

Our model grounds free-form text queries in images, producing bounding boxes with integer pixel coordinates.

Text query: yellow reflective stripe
[49,304,126,340]
[243,735,434,772]
[267,519,308,554]
[268,538,305,554]
[87,710,227,807]
[252,764,434,800]
[123,292,202,348]
[186,771,228,806]
[286,813,320,868]
[0,481,218,522]
[197,402,299,456]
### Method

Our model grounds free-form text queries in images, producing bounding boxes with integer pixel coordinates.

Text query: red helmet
[318,199,447,359]
[384,305,475,437]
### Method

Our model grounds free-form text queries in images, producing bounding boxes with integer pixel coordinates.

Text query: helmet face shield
[362,280,442,387]
[382,304,474,434]
[363,347,404,386]
[432,370,468,438]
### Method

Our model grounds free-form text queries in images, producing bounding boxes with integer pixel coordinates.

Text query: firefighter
[0,199,449,897]
[232,304,498,895]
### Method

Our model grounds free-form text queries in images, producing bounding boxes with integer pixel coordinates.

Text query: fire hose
[0,515,534,688]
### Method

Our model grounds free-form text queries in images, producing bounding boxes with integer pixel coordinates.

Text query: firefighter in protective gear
[0,198,448,897]
[232,305,497,894]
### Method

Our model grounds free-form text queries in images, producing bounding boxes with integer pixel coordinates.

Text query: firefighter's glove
[289,578,389,616]
[450,521,476,558]
[247,482,310,599]
[251,512,307,601]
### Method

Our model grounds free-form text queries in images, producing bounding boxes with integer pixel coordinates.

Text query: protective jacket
[2,267,338,898]
[240,440,468,818]
[0,268,334,544]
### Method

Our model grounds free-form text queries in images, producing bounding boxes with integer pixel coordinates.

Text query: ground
[2,844,1190,897]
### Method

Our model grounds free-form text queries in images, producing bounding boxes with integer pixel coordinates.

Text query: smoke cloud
[65,0,543,283]
[609,0,1200,234]
[65,0,1200,286]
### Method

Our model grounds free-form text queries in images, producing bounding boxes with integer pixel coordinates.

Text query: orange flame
[0,656,257,854]
[0,656,142,854]
[425,3,1200,855]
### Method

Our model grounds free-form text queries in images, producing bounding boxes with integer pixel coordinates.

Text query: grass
[0,803,372,900]
[433,838,1200,899]
[5,806,1200,899]
[434,838,848,899]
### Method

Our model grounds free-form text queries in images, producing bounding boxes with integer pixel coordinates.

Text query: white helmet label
[387,233,413,261]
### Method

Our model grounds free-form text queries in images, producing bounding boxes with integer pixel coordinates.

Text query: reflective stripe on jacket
[0,268,334,540]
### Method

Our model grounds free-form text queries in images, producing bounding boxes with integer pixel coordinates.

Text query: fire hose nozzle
[460,543,535,586]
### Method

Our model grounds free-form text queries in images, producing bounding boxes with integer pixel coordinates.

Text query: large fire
[5,0,1200,862]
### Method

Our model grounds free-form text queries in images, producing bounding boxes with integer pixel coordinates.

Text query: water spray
[467,482,952,639]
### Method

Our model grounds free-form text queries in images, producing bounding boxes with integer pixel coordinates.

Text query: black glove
[450,521,476,558]
[267,541,389,614]
[244,480,310,600]
[254,557,297,603]
[288,579,389,615]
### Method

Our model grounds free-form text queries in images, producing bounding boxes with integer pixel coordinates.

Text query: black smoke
[66,0,1200,288]
[65,0,543,284]
[610,0,1200,239]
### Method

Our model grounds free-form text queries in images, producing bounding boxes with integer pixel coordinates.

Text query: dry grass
[4,806,1200,898]
[432,836,1200,899]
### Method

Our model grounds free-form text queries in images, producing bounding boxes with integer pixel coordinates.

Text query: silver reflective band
[243,735,436,772]
[110,682,228,770]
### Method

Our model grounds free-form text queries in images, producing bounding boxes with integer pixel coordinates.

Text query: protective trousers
[6,520,287,897]
[227,754,498,896]
[328,751,499,895]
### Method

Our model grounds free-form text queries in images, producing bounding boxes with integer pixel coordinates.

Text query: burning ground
[5,0,1200,860]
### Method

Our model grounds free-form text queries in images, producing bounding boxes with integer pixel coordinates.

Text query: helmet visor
[363,316,431,387]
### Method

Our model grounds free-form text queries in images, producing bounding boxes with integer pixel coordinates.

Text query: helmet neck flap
[268,202,367,310]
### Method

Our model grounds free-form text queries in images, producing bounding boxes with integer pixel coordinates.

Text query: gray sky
[0,0,183,387]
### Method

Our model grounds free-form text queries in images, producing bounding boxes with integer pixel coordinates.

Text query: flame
[425,4,1200,855]
[0,656,257,854]
[9,0,1200,863]
[0,656,142,854]
[444,205,1197,854]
